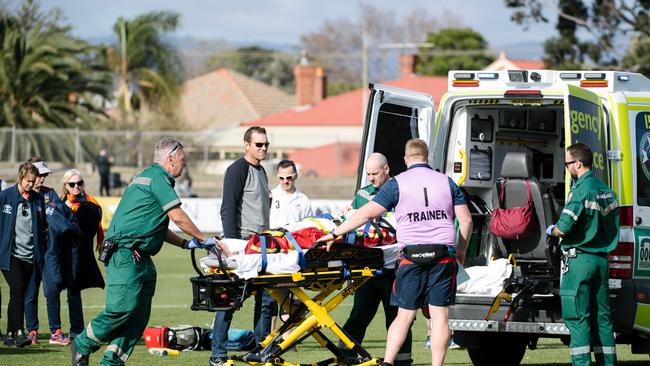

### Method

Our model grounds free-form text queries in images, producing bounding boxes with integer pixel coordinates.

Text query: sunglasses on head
[278,174,296,181]
[21,201,30,217]
[168,143,183,157]
[67,180,84,188]
[253,142,270,148]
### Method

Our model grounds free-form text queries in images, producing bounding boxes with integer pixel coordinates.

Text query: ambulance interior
[370,100,570,278]
[447,103,566,275]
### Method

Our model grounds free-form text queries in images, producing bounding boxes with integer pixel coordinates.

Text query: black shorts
[391,257,457,309]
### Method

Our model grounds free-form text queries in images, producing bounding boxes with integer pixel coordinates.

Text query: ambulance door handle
[636,217,642,225]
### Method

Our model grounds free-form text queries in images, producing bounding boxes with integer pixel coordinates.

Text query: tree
[505,0,650,70]
[621,35,650,75]
[107,11,184,125]
[416,28,494,76]
[0,0,111,129]
[205,46,296,93]
[300,2,462,89]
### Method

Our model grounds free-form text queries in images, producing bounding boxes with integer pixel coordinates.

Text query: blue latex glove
[545,224,556,236]
[202,237,218,248]
[185,238,202,250]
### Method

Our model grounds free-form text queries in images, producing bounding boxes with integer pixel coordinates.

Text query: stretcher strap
[283,230,307,269]
[260,235,268,273]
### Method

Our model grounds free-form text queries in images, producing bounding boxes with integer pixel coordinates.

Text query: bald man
[338,152,413,365]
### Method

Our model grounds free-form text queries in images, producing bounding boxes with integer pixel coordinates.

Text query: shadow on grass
[0,347,58,355]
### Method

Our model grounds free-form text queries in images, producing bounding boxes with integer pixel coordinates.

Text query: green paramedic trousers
[74,248,157,366]
[560,251,616,366]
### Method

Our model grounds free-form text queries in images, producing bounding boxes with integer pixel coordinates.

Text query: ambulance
[358,70,650,365]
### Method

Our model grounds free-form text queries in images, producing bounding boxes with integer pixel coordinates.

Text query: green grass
[1,245,649,365]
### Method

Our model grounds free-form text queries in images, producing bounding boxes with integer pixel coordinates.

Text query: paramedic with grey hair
[72,137,217,366]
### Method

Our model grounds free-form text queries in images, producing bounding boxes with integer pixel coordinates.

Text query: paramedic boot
[72,341,89,366]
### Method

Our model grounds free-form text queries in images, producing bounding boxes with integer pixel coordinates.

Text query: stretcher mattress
[200,239,399,279]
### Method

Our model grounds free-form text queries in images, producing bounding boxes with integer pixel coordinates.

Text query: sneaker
[208,357,229,366]
[28,330,38,345]
[448,339,461,350]
[72,341,89,366]
[424,335,430,350]
[15,329,31,348]
[49,329,71,345]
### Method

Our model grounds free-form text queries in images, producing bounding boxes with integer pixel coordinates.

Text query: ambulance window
[374,103,419,176]
[635,111,650,206]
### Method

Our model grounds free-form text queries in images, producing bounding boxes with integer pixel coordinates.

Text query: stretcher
[190,241,390,366]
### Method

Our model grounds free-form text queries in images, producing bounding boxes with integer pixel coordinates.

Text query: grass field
[1,245,649,365]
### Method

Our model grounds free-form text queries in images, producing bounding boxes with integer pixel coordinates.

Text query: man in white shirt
[270,160,313,228]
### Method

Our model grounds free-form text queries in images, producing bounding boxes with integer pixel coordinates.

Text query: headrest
[500,152,533,179]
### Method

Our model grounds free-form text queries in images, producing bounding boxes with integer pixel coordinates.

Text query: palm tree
[109,11,183,124]
[0,14,111,128]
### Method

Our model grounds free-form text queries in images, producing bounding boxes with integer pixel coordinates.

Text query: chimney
[293,53,327,106]
[399,54,419,78]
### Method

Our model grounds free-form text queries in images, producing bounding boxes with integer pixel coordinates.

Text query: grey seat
[492,152,556,262]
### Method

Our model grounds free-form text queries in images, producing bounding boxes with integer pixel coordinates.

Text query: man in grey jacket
[210,126,273,366]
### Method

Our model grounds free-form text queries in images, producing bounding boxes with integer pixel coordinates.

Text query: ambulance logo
[639,132,650,180]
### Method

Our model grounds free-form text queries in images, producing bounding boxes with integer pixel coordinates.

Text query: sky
[39,0,559,58]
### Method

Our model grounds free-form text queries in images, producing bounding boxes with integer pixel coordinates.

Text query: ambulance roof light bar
[559,72,581,80]
[477,72,499,80]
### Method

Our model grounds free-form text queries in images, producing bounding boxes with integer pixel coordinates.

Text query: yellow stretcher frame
[198,267,383,366]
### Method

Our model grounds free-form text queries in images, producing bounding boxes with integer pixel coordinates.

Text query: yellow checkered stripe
[553,100,564,104]
[468,99,500,104]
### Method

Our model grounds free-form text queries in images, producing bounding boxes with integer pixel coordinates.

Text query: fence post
[75,128,81,164]
[10,126,16,163]
[203,134,209,165]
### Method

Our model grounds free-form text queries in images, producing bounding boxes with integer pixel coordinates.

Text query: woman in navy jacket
[24,159,79,345]
[0,163,48,347]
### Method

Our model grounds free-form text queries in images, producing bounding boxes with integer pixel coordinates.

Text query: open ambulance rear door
[357,84,436,191]
[563,84,609,185]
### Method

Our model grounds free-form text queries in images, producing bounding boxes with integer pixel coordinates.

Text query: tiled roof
[180,68,295,130]
[243,75,448,127]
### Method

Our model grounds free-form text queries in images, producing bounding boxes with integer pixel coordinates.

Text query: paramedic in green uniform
[72,138,217,366]
[546,142,619,366]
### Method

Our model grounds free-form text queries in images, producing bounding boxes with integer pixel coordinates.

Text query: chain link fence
[0,127,219,168]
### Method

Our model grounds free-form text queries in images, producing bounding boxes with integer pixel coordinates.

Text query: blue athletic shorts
[391,257,457,309]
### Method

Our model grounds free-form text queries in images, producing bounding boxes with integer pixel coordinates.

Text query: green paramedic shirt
[556,171,620,254]
[351,183,379,209]
[106,163,181,256]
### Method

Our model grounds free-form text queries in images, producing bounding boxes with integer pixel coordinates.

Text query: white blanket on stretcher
[200,240,399,279]
[456,258,512,296]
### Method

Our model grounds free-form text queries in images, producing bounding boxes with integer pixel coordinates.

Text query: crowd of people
[0,159,105,348]
[0,129,620,366]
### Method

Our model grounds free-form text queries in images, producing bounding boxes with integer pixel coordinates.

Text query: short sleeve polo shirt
[107,164,180,255]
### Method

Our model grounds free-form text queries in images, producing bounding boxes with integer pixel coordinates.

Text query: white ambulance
[359,70,650,365]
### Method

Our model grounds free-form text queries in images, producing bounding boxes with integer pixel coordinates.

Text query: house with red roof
[239,53,542,178]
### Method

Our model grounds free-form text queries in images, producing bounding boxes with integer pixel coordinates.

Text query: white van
[359,70,650,365]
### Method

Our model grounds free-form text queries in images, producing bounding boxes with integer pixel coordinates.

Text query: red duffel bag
[489,178,536,239]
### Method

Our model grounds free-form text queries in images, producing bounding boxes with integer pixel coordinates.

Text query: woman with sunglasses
[0,162,48,347]
[59,170,105,332]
